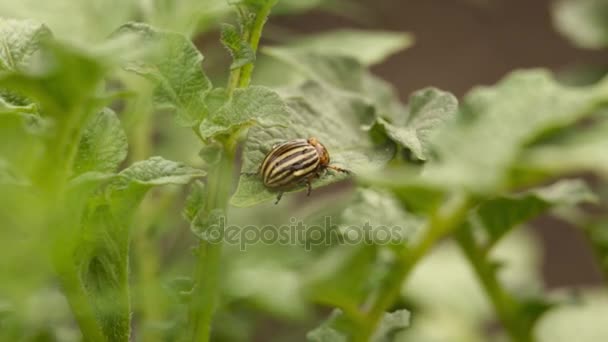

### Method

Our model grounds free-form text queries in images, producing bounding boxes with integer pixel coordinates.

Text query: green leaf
[220,23,255,70]
[0,92,49,135]
[285,29,413,66]
[183,180,205,223]
[371,309,410,342]
[263,47,364,92]
[0,0,136,43]
[116,156,206,188]
[307,309,350,342]
[374,87,458,161]
[78,156,205,341]
[405,229,543,324]
[0,18,51,72]
[535,289,608,342]
[423,70,608,193]
[338,188,423,245]
[305,245,377,312]
[520,118,608,177]
[552,0,608,49]
[0,158,29,186]
[73,108,127,175]
[115,22,213,127]
[223,262,309,319]
[260,47,408,122]
[473,179,597,249]
[231,81,395,207]
[198,85,289,140]
[274,0,322,13]
[0,39,107,114]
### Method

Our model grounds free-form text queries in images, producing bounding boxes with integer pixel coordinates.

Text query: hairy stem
[357,194,472,341]
[56,267,106,342]
[189,141,236,342]
[456,226,533,342]
[226,0,277,93]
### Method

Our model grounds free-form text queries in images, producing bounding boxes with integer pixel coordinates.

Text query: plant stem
[189,141,236,342]
[357,194,472,341]
[45,105,106,341]
[56,267,107,342]
[455,225,533,342]
[236,0,277,89]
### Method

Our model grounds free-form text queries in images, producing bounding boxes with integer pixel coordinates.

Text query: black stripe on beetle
[256,137,350,204]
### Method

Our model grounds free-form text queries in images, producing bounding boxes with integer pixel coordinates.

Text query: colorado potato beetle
[256,137,350,204]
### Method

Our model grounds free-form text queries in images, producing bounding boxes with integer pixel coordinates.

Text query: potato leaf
[374,87,458,161]
[552,0,608,49]
[423,70,608,193]
[473,179,597,249]
[284,29,413,66]
[78,156,205,340]
[0,18,51,72]
[231,81,395,207]
[115,22,213,127]
[220,23,255,70]
[198,86,289,140]
[73,108,127,175]
[535,290,608,342]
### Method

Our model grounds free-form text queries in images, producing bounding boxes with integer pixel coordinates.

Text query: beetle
[254,137,350,204]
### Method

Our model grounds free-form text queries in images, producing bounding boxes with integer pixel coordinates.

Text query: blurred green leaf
[307,309,350,342]
[0,0,136,43]
[73,108,127,175]
[183,180,205,223]
[305,245,377,313]
[198,86,289,140]
[371,309,410,342]
[338,188,423,245]
[220,23,255,70]
[263,48,364,92]
[0,17,51,72]
[116,22,212,127]
[285,29,413,66]
[231,81,395,207]
[535,289,608,342]
[405,229,543,323]
[115,156,206,188]
[0,39,107,114]
[474,179,597,249]
[224,262,309,319]
[521,118,608,177]
[553,0,608,49]
[78,156,205,341]
[423,70,608,193]
[0,158,29,186]
[374,87,458,161]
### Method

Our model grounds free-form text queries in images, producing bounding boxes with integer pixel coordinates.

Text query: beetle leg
[274,191,284,205]
[305,179,312,196]
[328,165,351,174]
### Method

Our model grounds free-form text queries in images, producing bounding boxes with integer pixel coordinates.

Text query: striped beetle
[255,137,350,204]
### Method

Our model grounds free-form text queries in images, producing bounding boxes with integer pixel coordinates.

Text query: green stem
[235,0,277,89]
[357,194,472,341]
[189,141,236,342]
[133,192,177,342]
[45,105,105,341]
[56,268,106,342]
[455,225,533,342]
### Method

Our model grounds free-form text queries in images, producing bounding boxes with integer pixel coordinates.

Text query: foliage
[1,1,608,342]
